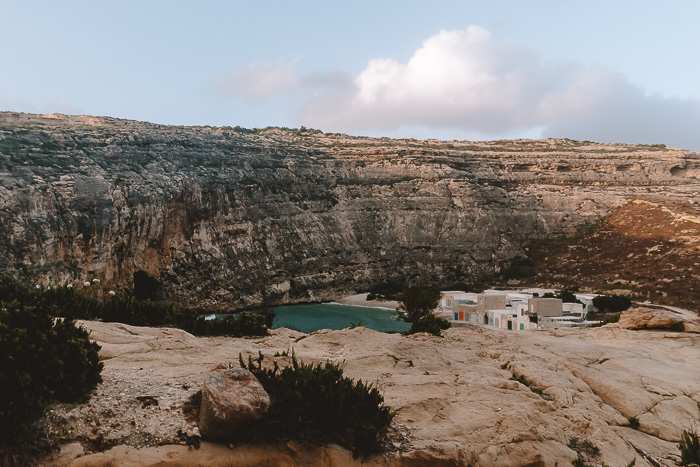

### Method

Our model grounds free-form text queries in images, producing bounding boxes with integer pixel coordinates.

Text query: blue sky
[2,1,700,149]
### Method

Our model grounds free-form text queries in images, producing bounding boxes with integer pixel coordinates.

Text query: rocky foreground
[43,308,700,466]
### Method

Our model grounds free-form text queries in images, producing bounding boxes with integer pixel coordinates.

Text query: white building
[573,294,598,316]
[539,316,601,329]
[448,290,600,330]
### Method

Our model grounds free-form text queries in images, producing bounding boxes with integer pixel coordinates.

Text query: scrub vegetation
[0,276,273,338]
[0,275,273,463]
[239,351,394,458]
[396,285,450,336]
[592,294,632,313]
[679,427,700,466]
[0,302,102,462]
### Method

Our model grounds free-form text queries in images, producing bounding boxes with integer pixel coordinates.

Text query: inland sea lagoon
[271,303,410,333]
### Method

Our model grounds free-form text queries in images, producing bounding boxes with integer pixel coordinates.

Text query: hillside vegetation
[516,199,700,312]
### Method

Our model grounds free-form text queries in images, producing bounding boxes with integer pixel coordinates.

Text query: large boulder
[199,368,270,439]
[618,307,700,333]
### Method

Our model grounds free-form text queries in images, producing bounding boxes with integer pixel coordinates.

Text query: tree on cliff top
[396,285,449,336]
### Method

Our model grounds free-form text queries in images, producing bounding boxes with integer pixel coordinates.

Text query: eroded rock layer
[1,112,699,308]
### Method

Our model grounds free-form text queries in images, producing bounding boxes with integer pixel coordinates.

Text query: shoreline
[333,293,400,311]
[324,301,397,312]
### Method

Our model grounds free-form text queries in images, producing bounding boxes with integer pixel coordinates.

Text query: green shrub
[239,351,394,458]
[542,290,582,304]
[571,455,593,467]
[101,294,179,327]
[0,303,103,443]
[34,284,103,321]
[0,277,104,322]
[501,257,536,279]
[679,428,700,466]
[504,265,536,279]
[568,437,600,466]
[408,313,450,336]
[510,372,553,400]
[589,312,622,327]
[187,310,274,337]
[593,294,632,313]
[0,276,274,338]
[628,417,640,430]
[397,285,450,336]
[0,275,31,303]
[367,281,404,301]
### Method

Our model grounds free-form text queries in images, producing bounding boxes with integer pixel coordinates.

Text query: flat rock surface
[43,320,700,466]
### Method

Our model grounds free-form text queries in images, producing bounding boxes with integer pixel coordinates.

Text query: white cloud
[215,59,297,101]
[298,27,700,150]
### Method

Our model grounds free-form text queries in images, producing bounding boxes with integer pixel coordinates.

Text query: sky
[2,1,700,150]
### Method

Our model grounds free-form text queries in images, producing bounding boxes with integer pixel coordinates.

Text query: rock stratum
[1,112,699,308]
[43,312,700,466]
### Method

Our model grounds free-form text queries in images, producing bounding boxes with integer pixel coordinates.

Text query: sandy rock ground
[42,314,700,466]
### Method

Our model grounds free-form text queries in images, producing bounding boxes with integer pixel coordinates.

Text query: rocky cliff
[1,112,699,309]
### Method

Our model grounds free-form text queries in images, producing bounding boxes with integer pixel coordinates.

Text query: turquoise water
[271,303,410,333]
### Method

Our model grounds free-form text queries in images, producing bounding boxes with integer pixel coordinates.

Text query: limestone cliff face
[1,112,699,309]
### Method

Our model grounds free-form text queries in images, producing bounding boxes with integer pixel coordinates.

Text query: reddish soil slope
[522,199,700,312]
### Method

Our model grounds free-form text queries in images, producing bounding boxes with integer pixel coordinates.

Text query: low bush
[0,303,103,444]
[510,372,553,400]
[187,309,274,337]
[588,312,622,327]
[628,417,640,430]
[501,257,536,279]
[239,351,394,458]
[593,294,632,313]
[409,313,450,336]
[542,290,582,304]
[367,281,404,301]
[502,265,536,279]
[0,276,274,338]
[101,294,180,327]
[679,427,700,466]
[568,437,600,466]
